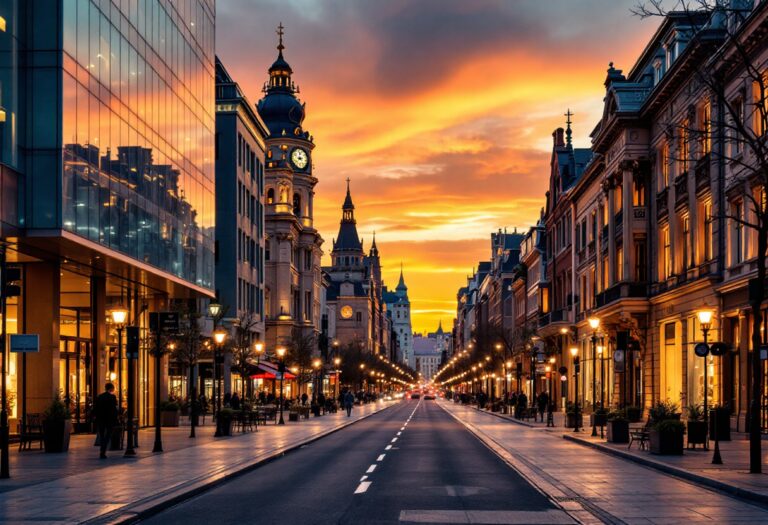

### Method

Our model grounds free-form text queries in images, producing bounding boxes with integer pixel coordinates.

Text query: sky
[216,0,659,334]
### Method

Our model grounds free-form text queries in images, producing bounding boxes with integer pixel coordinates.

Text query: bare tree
[634,0,768,473]
[169,300,204,438]
[287,327,317,397]
[230,313,260,406]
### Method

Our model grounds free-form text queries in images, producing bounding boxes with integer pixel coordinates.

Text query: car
[410,393,421,399]
[423,393,436,400]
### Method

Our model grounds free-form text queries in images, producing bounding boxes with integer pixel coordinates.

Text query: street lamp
[277,346,287,425]
[697,308,714,451]
[588,316,600,437]
[110,307,128,414]
[570,346,580,432]
[333,357,341,401]
[212,328,227,437]
[207,302,222,319]
[313,358,322,400]
[597,344,605,438]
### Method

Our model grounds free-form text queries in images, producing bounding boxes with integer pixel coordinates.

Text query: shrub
[43,392,71,422]
[654,419,685,434]
[608,409,627,421]
[159,400,180,412]
[686,404,704,422]
[649,400,679,423]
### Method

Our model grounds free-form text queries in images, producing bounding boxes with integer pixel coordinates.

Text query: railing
[674,172,688,207]
[595,282,647,308]
[695,153,711,195]
[656,187,668,219]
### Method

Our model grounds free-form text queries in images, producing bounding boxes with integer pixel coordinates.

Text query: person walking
[537,391,549,423]
[94,383,118,459]
[231,392,241,410]
[343,389,355,417]
[301,392,308,406]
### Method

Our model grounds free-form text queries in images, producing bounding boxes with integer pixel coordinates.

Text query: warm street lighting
[697,309,714,328]
[111,307,128,325]
[570,346,581,432]
[696,307,718,460]
[588,317,600,330]
[110,306,131,455]
[213,329,228,437]
[277,346,287,425]
[588,316,600,436]
[207,302,222,318]
[213,329,227,345]
[254,342,264,354]
[334,357,341,366]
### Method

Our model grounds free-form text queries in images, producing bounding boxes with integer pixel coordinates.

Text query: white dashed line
[391,437,398,443]
[385,445,392,450]
[360,475,368,481]
[366,464,377,473]
[355,481,372,494]
[397,431,402,436]
[377,454,386,461]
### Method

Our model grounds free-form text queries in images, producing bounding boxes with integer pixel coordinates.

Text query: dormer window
[653,58,664,85]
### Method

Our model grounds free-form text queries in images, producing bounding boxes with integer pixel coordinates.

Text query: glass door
[59,337,94,431]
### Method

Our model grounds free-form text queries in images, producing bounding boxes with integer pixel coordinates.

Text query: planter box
[109,424,124,451]
[161,410,180,427]
[289,412,299,422]
[216,417,233,436]
[566,413,583,429]
[43,419,72,453]
[709,409,731,441]
[591,413,608,427]
[650,428,684,455]
[606,420,629,443]
[687,421,707,447]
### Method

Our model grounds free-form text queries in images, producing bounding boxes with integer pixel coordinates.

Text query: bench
[19,413,44,451]
[628,421,652,451]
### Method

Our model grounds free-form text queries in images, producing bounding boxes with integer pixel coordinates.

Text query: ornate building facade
[258,27,324,350]
[384,267,414,367]
[324,182,392,356]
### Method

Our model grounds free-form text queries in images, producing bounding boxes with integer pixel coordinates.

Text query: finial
[276,22,285,54]
[346,177,351,193]
[564,109,573,147]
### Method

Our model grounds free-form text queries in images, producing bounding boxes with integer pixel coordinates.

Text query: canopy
[250,360,296,380]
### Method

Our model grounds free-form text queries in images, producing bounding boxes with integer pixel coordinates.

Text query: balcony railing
[595,282,648,308]
[656,187,668,219]
[674,172,688,207]
[695,153,711,195]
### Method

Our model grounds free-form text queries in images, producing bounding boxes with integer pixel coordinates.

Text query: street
[145,399,572,525]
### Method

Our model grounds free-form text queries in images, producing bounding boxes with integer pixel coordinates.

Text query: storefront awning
[250,361,296,380]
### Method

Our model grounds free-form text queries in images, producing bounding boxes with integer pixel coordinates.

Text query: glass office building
[0,1,215,431]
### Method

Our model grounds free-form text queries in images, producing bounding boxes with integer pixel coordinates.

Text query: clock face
[340,305,353,319]
[291,148,308,169]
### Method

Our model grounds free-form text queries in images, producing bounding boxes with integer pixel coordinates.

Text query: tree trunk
[750,227,766,474]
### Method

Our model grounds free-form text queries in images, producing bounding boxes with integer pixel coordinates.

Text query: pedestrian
[537,391,549,422]
[343,390,355,417]
[93,383,118,459]
[317,392,326,414]
[301,392,308,406]
[517,392,528,419]
[223,392,231,407]
[258,390,267,405]
[231,392,241,410]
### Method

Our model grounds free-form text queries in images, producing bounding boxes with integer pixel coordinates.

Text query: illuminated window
[700,102,711,156]
[614,183,623,215]
[616,245,624,282]
[660,142,670,189]
[703,201,713,262]
[633,178,646,206]
[266,188,274,204]
[680,121,689,173]
[661,224,671,279]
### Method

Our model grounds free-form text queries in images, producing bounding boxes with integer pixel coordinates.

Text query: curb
[87,402,397,524]
[467,404,546,429]
[562,433,768,508]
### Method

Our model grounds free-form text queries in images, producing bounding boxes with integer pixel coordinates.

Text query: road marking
[391,437,398,443]
[354,481,372,494]
[377,454,386,461]
[385,445,392,450]
[397,431,402,436]
[366,464,377,473]
[401,427,405,430]
[360,475,368,481]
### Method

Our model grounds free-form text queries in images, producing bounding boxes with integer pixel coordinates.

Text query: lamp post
[570,346,580,432]
[334,357,341,401]
[697,309,713,452]
[313,358,322,401]
[212,328,227,437]
[277,346,287,425]
[110,308,128,413]
[588,317,600,437]
[597,344,605,438]
[207,302,222,418]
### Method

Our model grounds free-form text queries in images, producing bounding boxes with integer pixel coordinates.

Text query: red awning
[250,361,296,380]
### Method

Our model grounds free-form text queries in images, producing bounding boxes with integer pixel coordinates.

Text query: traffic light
[3,267,20,297]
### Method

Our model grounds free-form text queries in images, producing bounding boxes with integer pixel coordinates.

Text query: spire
[370,230,379,257]
[276,22,285,56]
[333,179,363,255]
[342,178,355,221]
[436,320,444,335]
[564,109,573,147]
[397,263,407,291]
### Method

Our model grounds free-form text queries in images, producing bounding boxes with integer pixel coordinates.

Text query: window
[660,142,670,189]
[703,201,713,262]
[356,312,362,323]
[266,188,274,204]
[700,102,711,156]
[754,75,767,137]
[265,240,271,261]
[730,95,744,156]
[635,239,647,281]
[304,291,312,321]
[733,201,744,265]
[293,193,301,216]
[682,214,692,271]
[633,178,645,206]
[616,245,624,282]
[614,183,623,215]
[601,255,609,291]
[680,121,689,173]
[661,224,671,279]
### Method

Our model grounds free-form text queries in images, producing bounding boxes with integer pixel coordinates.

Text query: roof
[325,280,367,301]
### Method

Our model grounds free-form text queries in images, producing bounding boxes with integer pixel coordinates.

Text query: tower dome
[257,23,306,137]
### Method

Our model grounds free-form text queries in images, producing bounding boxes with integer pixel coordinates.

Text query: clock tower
[258,24,323,351]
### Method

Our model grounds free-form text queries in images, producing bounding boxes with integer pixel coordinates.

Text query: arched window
[266,188,275,204]
[293,193,301,216]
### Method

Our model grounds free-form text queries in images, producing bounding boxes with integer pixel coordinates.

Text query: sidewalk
[441,400,768,524]
[0,401,392,524]
[468,403,768,505]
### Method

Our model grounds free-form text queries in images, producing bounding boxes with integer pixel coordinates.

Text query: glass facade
[60,0,215,289]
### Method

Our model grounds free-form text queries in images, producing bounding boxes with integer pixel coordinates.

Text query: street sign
[694,342,710,357]
[126,326,140,359]
[761,344,768,360]
[10,334,38,353]
[149,311,180,334]
[535,363,547,373]
[710,342,728,356]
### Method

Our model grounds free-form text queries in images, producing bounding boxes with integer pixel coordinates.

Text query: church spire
[332,179,363,255]
[397,263,407,291]
[370,230,379,257]
[565,108,573,148]
[342,178,355,221]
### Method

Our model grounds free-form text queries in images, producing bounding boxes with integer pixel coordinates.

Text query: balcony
[595,282,648,308]
[656,187,668,219]
[695,153,711,195]
[674,172,688,208]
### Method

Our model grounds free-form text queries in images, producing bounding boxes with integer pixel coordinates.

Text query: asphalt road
[144,399,570,525]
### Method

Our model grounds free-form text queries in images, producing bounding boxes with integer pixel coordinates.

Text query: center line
[397,431,402,436]
[360,475,368,481]
[354,481,372,494]
[377,454,386,461]
[385,445,392,450]
[366,464,377,473]
[391,437,398,443]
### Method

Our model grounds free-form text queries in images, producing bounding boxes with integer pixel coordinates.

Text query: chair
[628,420,652,451]
[19,413,44,451]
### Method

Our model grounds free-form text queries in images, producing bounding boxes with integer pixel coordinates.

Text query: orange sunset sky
[216,0,659,334]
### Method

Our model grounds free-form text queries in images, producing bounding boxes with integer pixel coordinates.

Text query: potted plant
[709,405,731,441]
[650,419,685,455]
[565,402,583,429]
[159,400,180,427]
[686,404,707,448]
[626,405,642,423]
[590,405,608,428]
[649,400,680,422]
[42,393,72,453]
[606,409,629,443]
[217,407,235,436]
